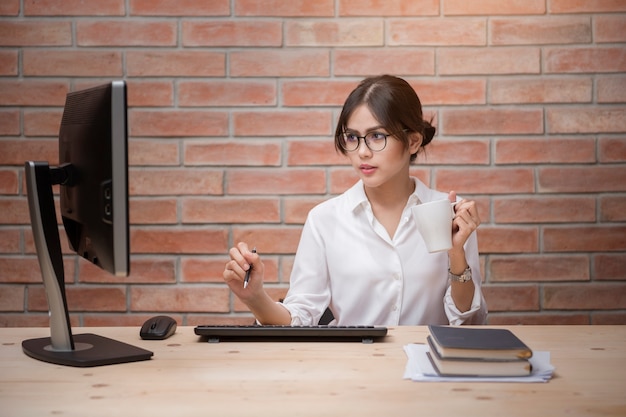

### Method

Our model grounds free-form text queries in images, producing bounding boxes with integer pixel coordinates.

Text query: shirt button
[392,305,398,311]
[393,273,401,280]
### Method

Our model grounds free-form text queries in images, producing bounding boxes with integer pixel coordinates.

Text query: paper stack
[404,325,555,383]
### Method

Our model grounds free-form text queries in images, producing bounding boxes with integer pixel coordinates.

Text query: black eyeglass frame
[338,132,392,152]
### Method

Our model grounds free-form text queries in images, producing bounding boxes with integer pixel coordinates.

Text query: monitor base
[22,333,153,367]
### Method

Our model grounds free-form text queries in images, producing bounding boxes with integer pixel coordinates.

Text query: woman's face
[344,104,420,190]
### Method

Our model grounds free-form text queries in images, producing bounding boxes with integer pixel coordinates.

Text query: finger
[229,245,250,271]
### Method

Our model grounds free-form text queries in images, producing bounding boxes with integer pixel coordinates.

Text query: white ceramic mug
[411,199,455,253]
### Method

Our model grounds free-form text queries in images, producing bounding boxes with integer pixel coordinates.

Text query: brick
[129,110,228,137]
[287,140,351,166]
[184,141,282,166]
[284,197,327,224]
[439,47,540,75]
[0,50,18,75]
[230,50,329,77]
[129,198,178,224]
[0,21,71,46]
[482,285,540,312]
[544,226,626,252]
[130,0,230,16]
[28,286,127,312]
[441,108,543,135]
[0,257,47,283]
[543,283,626,310]
[592,312,626,325]
[233,111,332,136]
[129,168,223,196]
[436,168,535,194]
[594,15,626,43]
[0,139,57,165]
[183,21,282,47]
[545,47,626,73]
[0,314,51,327]
[182,256,237,283]
[597,75,626,103]
[600,196,626,222]
[538,166,626,193]
[0,198,30,224]
[0,111,20,135]
[490,17,591,45]
[487,313,590,325]
[23,50,122,76]
[25,0,125,16]
[0,0,19,15]
[476,226,539,253]
[78,258,176,284]
[489,77,592,104]
[0,80,68,106]
[414,139,489,166]
[593,254,626,280]
[550,0,626,13]
[232,226,304,255]
[130,286,230,313]
[182,197,281,223]
[0,286,25,311]
[23,110,63,137]
[489,255,590,282]
[83,314,179,327]
[409,79,487,106]
[77,20,176,46]
[0,229,21,253]
[495,137,596,164]
[444,0,546,15]
[548,107,626,134]
[235,0,334,17]
[282,80,357,106]
[494,196,596,224]
[128,139,180,166]
[126,81,174,107]
[334,48,434,77]
[0,170,19,194]
[339,0,438,16]
[126,51,225,77]
[131,228,229,254]
[600,137,626,163]
[285,19,383,47]
[179,80,277,107]
[388,18,486,46]
[227,169,326,195]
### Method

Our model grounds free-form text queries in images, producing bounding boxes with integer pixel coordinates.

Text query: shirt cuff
[443,283,483,326]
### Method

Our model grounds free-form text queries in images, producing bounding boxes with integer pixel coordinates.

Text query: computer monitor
[22,81,153,367]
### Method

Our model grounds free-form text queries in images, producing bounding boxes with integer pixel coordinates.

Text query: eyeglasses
[339,132,391,152]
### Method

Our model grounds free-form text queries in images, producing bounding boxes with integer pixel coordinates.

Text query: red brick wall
[1,0,625,327]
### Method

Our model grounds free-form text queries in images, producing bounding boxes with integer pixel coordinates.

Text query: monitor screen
[59,81,129,277]
[22,81,152,367]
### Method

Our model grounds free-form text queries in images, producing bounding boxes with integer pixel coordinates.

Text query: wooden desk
[1,326,625,417]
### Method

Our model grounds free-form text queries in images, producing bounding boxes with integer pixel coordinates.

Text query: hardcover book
[427,325,533,360]
[426,336,532,377]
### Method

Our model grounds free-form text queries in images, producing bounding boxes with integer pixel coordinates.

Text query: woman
[223,75,487,326]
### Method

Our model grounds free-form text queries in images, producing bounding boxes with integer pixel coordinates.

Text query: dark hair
[334,75,435,162]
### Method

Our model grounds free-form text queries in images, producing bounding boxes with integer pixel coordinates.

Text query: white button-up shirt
[282,178,487,326]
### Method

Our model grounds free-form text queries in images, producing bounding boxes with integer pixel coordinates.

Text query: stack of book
[426,325,534,377]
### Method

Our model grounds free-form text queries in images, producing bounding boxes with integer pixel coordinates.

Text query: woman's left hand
[448,191,481,250]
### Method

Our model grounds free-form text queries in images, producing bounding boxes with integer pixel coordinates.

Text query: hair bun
[423,125,436,145]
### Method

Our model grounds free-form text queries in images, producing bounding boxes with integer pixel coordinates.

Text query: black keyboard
[194,325,388,344]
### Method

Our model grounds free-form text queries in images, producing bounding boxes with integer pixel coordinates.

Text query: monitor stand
[22,161,153,367]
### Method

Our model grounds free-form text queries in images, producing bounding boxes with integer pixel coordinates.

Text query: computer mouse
[140,315,177,340]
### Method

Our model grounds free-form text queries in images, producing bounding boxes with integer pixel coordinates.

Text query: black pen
[243,247,256,289]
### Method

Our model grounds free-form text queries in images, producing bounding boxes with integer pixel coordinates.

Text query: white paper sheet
[403,344,555,383]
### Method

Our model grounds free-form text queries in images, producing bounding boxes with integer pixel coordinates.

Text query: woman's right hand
[223,242,264,302]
